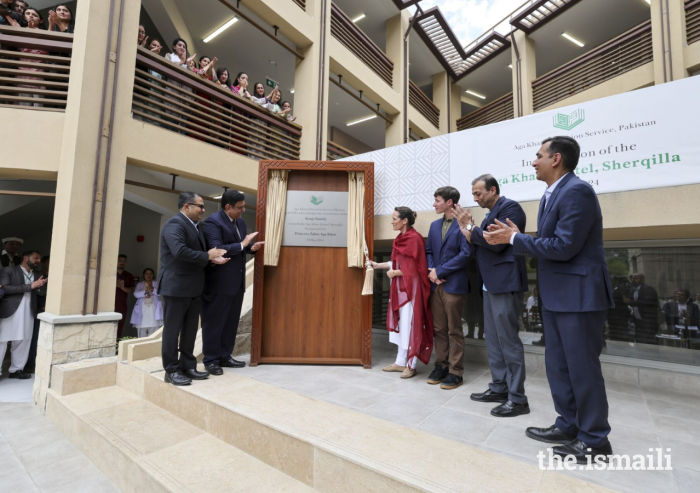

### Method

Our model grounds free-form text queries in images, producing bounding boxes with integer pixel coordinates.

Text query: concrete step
[106,358,616,493]
[45,384,316,493]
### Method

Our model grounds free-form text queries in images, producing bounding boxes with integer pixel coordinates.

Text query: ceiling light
[644,0,650,4]
[465,90,486,100]
[203,18,238,43]
[561,32,584,48]
[352,14,366,23]
[508,64,513,69]
[290,89,295,94]
[347,115,376,126]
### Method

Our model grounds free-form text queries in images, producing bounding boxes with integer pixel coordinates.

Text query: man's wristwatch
[465,223,475,232]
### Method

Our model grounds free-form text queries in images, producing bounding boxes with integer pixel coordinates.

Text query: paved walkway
[2,332,699,493]
[235,332,699,493]
[0,374,119,493]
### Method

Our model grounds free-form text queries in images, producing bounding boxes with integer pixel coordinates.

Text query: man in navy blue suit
[201,190,263,375]
[454,175,530,418]
[426,186,471,390]
[484,136,614,463]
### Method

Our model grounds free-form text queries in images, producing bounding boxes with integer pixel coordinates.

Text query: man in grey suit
[0,250,47,379]
[158,192,227,386]
[454,175,529,418]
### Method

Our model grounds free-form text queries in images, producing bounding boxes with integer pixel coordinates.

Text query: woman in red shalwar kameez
[370,207,433,379]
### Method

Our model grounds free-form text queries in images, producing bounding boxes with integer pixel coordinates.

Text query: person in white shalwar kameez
[0,251,47,379]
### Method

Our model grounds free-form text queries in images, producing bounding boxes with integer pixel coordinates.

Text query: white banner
[340,76,700,213]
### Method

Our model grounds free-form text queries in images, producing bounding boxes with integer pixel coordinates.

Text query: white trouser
[395,347,418,369]
[0,339,31,375]
[137,326,159,338]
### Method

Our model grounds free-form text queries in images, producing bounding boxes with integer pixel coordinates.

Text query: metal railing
[687,0,700,45]
[132,47,302,160]
[327,140,355,160]
[292,0,306,11]
[409,80,439,129]
[456,92,513,131]
[0,25,73,111]
[532,20,653,111]
[330,3,394,86]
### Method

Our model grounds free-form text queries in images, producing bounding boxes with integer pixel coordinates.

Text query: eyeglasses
[187,203,205,210]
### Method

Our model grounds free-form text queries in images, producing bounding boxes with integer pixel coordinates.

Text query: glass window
[372,242,700,367]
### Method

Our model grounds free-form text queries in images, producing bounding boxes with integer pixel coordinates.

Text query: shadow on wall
[0,196,55,258]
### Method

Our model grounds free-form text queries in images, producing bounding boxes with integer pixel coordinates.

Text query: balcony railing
[330,3,394,86]
[409,80,439,129]
[327,140,355,160]
[132,47,301,161]
[292,0,306,11]
[532,20,653,111]
[0,25,73,112]
[456,92,513,131]
[687,0,700,45]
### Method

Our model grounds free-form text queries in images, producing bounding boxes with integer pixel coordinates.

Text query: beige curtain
[264,170,289,266]
[347,171,365,268]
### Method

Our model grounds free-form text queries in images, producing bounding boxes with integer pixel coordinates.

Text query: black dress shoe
[471,389,509,403]
[205,363,223,376]
[491,400,530,417]
[219,357,245,368]
[8,370,31,379]
[553,439,613,464]
[165,371,191,386]
[182,368,209,380]
[440,373,463,390]
[526,424,577,444]
[427,364,449,384]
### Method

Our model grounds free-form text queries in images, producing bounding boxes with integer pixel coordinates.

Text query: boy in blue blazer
[426,186,471,389]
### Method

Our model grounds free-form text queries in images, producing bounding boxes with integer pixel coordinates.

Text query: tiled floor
[3,332,700,493]
[0,375,119,493]
[236,331,700,493]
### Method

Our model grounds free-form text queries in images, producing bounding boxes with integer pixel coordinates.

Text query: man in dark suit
[454,174,530,418]
[484,136,614,463]
[201,190,263,375]
[158,192,228,386]
[624,273,659,344]
[426,186,471,390]
[1,237,23,268]
[0,250,47,379]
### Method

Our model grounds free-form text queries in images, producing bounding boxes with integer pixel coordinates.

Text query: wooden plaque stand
[250,161,374,368]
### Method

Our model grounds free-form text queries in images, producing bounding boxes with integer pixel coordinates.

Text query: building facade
[1,0,700,405]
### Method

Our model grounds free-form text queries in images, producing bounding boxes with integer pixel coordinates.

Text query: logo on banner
[310,195,324,206]
[553,108,585,131]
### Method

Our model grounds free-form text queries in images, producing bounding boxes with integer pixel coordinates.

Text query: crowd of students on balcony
[0,2,75,32]
[0,2,75,108]
[138,26,297,124]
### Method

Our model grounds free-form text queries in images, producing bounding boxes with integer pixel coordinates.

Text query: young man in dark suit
[201,190,263,375]
[426,186,471,390]
[484,136,615,463]
[158,192,228,386]
[454,174,530,417]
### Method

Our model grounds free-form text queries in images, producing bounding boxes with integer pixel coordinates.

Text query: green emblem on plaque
[553,108,585,131]
[310,195,324,205]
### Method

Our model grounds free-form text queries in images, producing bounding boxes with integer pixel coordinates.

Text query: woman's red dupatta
[387,227,434,365]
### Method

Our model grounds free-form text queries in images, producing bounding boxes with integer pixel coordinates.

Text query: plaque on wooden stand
[251,161,374,368]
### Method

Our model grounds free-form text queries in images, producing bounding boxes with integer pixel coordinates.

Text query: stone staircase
[41,356,615,493]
